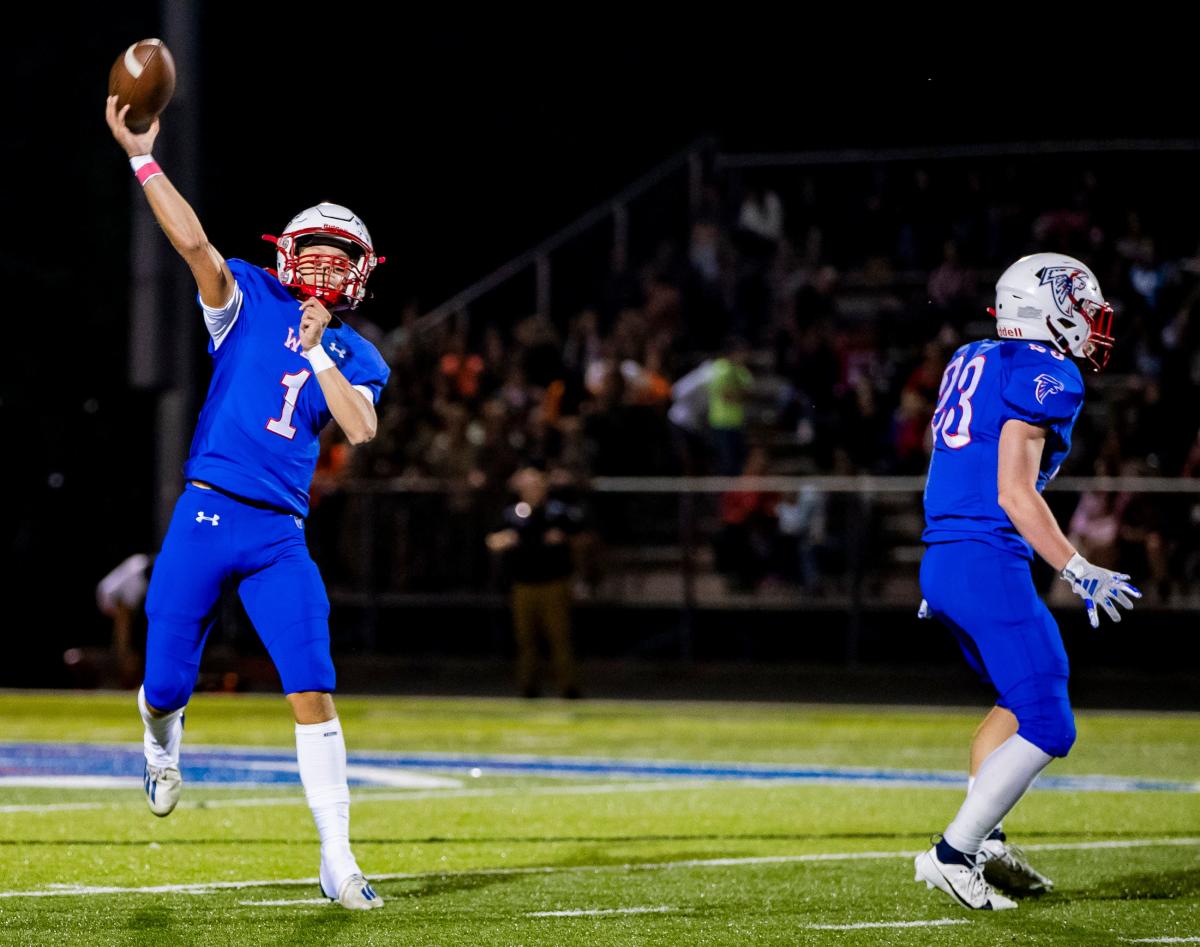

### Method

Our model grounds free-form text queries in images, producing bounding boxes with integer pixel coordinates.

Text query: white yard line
[1122,939,1200,944]
[344,766,461,789]
[0,802,108,814]
[194,779,708,809]
[0,777,141,790]
[1023,839,1200,853]
[528,906,674,917]
[0,779,709,816]
[809,919,969,930]
[238,898,330,907]
[234,760,462,790]
[1,836,1196,900]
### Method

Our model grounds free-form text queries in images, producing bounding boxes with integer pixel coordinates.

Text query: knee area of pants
[1030,726,1076,758]
[1018,714,1077,758]
[141,683,190,714]
[280,662,336,696]
[1005,675,1074,756]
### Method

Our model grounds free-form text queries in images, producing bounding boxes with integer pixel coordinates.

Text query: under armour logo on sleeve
[195,512,220,526]
[329,342,347,359]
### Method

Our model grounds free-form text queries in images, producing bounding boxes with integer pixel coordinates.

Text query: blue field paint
[0,742,1194,793]
[0,743,302,786]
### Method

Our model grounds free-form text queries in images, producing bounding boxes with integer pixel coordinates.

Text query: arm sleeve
[199,282,244,350]
[198,260,263,355]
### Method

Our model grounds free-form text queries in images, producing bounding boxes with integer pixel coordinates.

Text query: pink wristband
[130,154,163,186]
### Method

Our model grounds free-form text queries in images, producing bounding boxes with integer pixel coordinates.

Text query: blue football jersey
[922,338,1084,558]
[183,259,390,517]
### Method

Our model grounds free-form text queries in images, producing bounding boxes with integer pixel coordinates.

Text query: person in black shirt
[486,467,583,698]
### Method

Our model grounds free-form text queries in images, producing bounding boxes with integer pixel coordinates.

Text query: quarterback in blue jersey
[107,98,387,910]
[913,254,1140,910]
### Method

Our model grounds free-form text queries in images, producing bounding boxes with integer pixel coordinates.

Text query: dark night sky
[3,8,1196,670]
[18,12,1199,320]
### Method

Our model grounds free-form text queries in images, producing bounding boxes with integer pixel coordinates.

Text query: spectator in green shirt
[709,336,753,475]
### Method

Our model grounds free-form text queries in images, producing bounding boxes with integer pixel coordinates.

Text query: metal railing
[716,139,1200,169]
[411,136,1200,341]
[414,137,714,335]
[311,476,1200,660]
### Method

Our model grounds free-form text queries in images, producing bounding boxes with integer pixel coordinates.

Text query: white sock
[944,734,1051,855]
[966,775,1003,838]
[138,686,183,769]
[296,717,360,891]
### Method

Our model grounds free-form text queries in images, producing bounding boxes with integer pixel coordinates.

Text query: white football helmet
[262,203,383,310]
[990,253,1114,371]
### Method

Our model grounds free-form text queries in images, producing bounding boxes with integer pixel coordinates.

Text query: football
[108,38,176,134]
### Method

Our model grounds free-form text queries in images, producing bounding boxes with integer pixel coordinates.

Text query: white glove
[917,598,932,619]
[1060,553,1141,628]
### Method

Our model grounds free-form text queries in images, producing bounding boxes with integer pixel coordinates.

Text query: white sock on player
[966,776,1003,837]
[296,718,360,892]
[944,734,1051,855]
[138,686,183,769]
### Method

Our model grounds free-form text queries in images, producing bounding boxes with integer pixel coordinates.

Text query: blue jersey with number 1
[183,259,390,517]
[922,338,1084,559]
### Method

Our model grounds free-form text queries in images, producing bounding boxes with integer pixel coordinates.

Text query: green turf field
[0,692,1196,945]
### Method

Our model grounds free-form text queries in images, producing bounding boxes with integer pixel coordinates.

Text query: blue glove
[1060,553,1141,628]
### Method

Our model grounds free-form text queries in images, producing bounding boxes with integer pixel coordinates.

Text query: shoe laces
[963,862,993,903]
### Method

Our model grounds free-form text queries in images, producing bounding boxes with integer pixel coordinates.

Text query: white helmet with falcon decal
[990,253,1114,371]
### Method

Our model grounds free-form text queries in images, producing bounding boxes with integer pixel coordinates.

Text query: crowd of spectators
[310,155,1200,603]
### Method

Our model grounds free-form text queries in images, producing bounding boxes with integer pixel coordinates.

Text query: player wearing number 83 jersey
[922,335,1084,558]
[913,253,1140,912]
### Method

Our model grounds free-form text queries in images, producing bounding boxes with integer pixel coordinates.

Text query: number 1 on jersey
[266,369,312,439]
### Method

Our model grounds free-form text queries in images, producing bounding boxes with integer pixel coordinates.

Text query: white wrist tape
[304,345,336,374]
